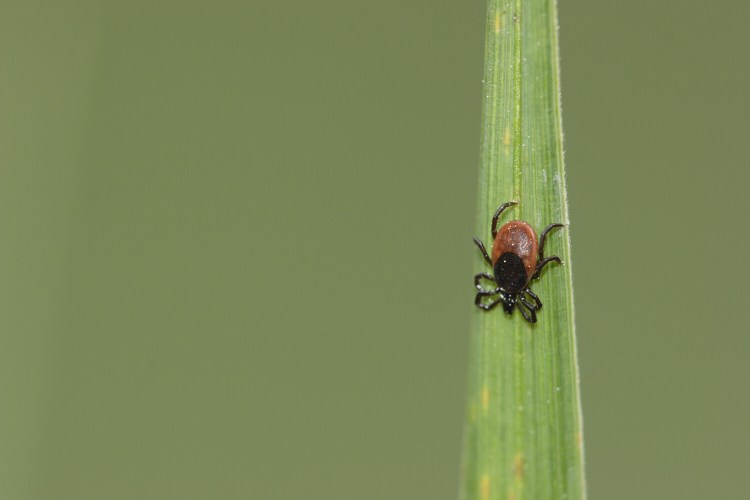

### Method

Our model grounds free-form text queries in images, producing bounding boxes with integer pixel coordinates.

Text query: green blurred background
[1,1,748,499]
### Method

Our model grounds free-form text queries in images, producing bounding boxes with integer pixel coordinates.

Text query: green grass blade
[460,0,585,499]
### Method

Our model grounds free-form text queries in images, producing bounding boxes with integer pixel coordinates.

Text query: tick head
[502,294,515,315]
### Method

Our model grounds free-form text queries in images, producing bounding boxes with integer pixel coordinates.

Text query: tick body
[473,201,563,323]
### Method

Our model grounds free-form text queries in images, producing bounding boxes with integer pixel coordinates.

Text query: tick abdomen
[491,221,538,280]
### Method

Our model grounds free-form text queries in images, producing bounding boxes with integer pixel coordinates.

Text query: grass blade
[460,1,585,499]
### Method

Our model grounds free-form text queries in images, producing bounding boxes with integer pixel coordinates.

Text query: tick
[473,201,564,323]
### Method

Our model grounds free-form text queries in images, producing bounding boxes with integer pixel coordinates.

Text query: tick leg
[491,201,518,239]
[538,223,564,260]
[473,237,493,267]
[475,292,505,311]
[519,294,537,311]
[474,273,499,294]
[516,298,537,323]
[532,255,561,280]
[524,288,543,310]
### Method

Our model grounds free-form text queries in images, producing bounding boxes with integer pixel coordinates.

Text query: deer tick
[473,201,563,323]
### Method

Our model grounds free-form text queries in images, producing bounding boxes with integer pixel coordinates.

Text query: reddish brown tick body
[473,201,563,323]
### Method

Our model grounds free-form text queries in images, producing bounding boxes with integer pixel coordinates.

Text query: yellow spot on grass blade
[494,13,502,33]
[480,474,490,500]
[503,127,511,153]
[514,453,524,481]
[481,386,490,413]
